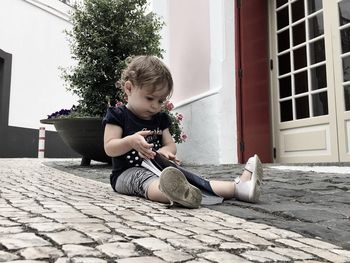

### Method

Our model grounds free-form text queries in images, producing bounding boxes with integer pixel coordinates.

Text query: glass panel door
[339,0,350,111]
[333,0,350,161]
[270,0,340,163]
[276,0,328,123]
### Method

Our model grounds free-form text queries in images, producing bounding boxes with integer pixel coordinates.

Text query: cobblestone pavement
[0,159,349,262]
[46,159,350,251]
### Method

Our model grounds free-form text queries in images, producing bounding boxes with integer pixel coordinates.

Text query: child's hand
[129,130,155,159]
[157,149,181,165]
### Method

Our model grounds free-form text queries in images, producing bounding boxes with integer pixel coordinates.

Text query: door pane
[311,65,327,90]
[276,0,288,8]
[295,70,308,94]
[292,0,305,22]
[278,53,291,75]
[277,6,289,30]
[340,27,350,54]
[312,92,328,116]
[293,21,306,46]
[278,29,290,52]
[279,76,292,98]
[296,96,310,119]
[343,55,350,82]
[345,85,350,111]
[294,46,307,69]
[280,100,293,121]
[339,0,350,26]
[308,0,322,14]
[309,13,324,39]
[309,39,325,64]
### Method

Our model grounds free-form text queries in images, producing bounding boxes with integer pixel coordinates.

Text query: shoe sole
[159,167,202,208]
[249,154,263,202]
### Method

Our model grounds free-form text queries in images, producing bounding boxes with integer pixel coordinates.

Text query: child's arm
[157,128,177,160]
[104,124,155,159]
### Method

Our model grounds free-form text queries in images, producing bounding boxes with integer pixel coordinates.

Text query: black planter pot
[40,117,111,166]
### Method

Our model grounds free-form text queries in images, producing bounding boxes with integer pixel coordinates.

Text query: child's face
[126,83,169,120]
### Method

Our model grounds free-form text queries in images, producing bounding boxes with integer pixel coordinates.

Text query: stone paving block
[28,222,66,232]
[6,260,46,263]
[146,229,183,239]
[166,238,212,251]
[245,228,281,240]
[268,246,315,260]
[133,237,173,251]
[208,232,236,242]
[276,238,312,248]
[199,251,250,263]
[153,249,194,262]
[332,249,350,258]
[219,242,257,250]
[0,251,19,262]
[115,256,166,263]
[152,215,180,223]
[42,212,88,220]
[0,226,23,234]
[96,242,139,258]
[44,230,93,245]
[241,250,291,262]
[220,229,273,246]
[17,217,54,224]
[0,233,50,249]
[296,237,341,249]
[0,219,21,226]
[0,211,30,219]
[54,258,70,263]
[85,232,126,244]
[192,234,222,245]
[113,227,151,238]
[184,226,211,235]
[70,257,107,263]
[161,225,193,236]
[191,221,228,231]
[185,259,212,263]
[129,223,159,232]
[19,246,64,259]
[266,226,303,238]
[300,246,350,263]
[68,223,111,233]
[62,244,103,257]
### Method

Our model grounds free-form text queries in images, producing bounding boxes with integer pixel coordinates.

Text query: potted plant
[41,0,186,165]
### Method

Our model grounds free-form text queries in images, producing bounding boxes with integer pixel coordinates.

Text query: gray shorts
[114,167,159,199]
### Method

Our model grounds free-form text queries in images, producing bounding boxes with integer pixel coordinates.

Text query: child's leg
[158,167,202,208]
[147,179,170,203]
[209,155,263,203]
[209,169,254,199]
[115,167,169,203]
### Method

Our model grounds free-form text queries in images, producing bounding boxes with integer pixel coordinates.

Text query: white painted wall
[0,0,78,131]
[152,0,238,164]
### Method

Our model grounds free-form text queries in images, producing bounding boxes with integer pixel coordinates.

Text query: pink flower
[166,101,174,111]
[116,101,124,107]
[176,113,183,121]
[181,133,188,141]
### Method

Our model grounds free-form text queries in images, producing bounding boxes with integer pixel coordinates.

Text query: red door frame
[235,0,272,163]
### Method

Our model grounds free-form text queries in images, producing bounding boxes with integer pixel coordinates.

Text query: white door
[332,0,350,162]
[269,0,350,163]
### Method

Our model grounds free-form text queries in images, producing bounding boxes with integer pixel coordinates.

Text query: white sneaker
[234,154,263,203]
[159,167,202,208]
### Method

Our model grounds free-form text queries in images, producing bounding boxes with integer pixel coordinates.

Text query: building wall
[0,0,78,131]
[0,0,79,157]
[153,0,238,164]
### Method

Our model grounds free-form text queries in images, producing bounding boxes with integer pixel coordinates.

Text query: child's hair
[118,55,173,97]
